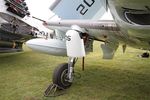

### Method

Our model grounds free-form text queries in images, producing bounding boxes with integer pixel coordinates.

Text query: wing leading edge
[44,20,119,31]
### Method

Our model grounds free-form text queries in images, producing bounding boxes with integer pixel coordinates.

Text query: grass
[0,42,150,100]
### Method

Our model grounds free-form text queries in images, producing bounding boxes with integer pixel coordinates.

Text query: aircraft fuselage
[108,0,150,50]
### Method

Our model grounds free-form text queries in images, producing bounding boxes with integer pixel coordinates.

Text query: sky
[24,0,56,31]
[26,0,55,20]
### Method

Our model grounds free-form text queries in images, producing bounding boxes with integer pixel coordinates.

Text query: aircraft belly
[89,29,125,43]
[112,0,150,9]
[108,0,150,50]
[127,27,150,39]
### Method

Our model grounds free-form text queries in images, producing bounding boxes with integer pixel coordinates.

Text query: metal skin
[0,0,33,53]
[26,0,150,57]
[23,0,150,92]
[26,38,67,56]
[25,0,150,91]
[108,0,150,50]
[45,0,150,50]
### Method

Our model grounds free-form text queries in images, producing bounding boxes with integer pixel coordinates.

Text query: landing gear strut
[44,25,85,96]
[44,57,77,96]
[53,57,76,89]
[53,63,72,89]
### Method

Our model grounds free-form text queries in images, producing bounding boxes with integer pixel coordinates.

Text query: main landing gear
[44,25,86,97]
[44,57,77,97]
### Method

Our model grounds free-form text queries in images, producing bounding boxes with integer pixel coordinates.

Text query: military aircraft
[0,0,34,53]
[26,0,150,90]
[0,0,53,53]
[0,18,32,53]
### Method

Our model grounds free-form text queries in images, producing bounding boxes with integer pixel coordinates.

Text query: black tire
[52,63,72,89]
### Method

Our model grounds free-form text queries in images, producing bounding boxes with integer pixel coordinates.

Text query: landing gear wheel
[52,63,72,89]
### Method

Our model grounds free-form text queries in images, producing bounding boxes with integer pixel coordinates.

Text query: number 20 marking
[76,0,95,15]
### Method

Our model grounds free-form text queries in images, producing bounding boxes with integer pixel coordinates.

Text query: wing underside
[44,19,120,59]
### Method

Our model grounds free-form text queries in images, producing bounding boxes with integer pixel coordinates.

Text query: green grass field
[0,42,150,100]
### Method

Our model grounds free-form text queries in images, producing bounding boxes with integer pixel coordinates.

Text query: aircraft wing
[50,0,107,19]
[27,0,122,59]
[45,20,119,31]
[41,0,123,59]
[43,19,120,59]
